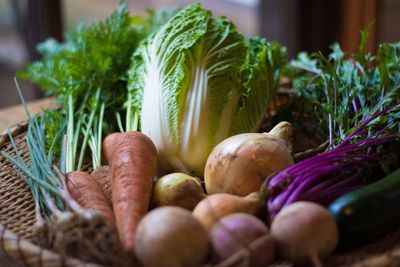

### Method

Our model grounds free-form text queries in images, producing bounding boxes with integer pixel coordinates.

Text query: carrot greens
[18,4,138,172]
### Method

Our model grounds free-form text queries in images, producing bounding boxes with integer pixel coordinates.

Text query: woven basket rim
[0,121,28,149]
[0,224,102,267]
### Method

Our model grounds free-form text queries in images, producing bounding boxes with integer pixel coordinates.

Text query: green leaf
[230,38,286,134]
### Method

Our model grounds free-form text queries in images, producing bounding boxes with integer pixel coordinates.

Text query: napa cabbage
[128,3,286,175]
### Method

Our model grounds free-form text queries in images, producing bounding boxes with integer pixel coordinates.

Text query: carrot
[91,166,112,205]
[66,171,115,228]
[103,131,157,254]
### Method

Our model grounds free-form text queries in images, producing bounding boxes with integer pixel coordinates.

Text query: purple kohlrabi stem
[352,97,359,127]
[282,161,364,205]
[304,165,368,196]
[341,103,399,146]
[300,185,364,207]
[268,158,368,216]
[287,165,368,203]
[267,138,386,192]
[266,126,399,217]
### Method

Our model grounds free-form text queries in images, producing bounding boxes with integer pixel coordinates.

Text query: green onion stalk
[1,81,66,218]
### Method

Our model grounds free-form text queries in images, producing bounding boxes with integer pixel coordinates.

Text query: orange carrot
[103,131,157,254]
[66,171,115,228]
[91,166,112,205]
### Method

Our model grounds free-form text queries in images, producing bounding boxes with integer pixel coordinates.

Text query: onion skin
[192,192,264,231]
[205,122,294,197]
[210,213,275,267]
[152,173,206,211]
[135,206,209,267]
[271,201,338,266]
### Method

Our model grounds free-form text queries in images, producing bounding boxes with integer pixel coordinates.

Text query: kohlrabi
[127,3,286,176]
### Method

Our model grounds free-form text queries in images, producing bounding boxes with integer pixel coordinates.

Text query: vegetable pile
[2,2,400,267]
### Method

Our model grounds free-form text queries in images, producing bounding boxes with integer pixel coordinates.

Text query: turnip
[210,213,275,267]
[152,173,206,210]
[270,201,338,267]
[135,206,209,267]
[205,121,294,197]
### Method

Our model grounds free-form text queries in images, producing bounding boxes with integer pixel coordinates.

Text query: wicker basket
[1,93,400,267]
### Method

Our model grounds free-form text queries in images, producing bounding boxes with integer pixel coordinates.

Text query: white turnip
[270,201,338,267]
[210,213,275,267]
[135,206,209,267]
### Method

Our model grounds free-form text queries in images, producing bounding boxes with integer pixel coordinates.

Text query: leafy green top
[19,4,137,110]
[288,32,400,148]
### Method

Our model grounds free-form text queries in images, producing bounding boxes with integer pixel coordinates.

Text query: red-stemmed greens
[266,103,400,217]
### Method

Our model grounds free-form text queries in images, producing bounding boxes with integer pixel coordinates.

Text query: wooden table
[0,98,53,133]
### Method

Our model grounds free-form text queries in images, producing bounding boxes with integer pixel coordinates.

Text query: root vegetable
[210,213,275,266]
[152,172,206,210]
[192,192,264,231]
[103,131,157,255]
[205,121,294,197]
[270,201,338,267]
[66,171,115,228]
[91,166,112,205]
[135,206,209,267]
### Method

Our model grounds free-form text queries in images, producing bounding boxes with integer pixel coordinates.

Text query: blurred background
[0,0,399,109]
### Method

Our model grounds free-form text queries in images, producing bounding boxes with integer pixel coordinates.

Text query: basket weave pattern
[0,123,100,267]
[0,130,35,240]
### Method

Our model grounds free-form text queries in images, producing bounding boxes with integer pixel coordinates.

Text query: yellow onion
[205,121,294,196]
